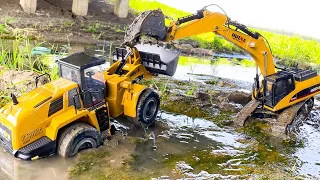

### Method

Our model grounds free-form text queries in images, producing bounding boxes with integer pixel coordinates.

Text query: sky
[157,0,320,39]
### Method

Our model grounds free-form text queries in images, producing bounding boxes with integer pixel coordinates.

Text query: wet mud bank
[0,0,242,57]
[144,75,252,127]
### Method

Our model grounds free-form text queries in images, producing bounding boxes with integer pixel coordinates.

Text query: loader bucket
[114,44,180,76]
[124,10,168,45]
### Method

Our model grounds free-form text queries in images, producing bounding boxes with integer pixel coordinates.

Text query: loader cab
[264,71,295,108]
[57,53,106,109]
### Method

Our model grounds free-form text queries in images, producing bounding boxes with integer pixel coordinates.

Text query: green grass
[86,23,101,33]
[0,24,6,34]
[63,21,74,27]
[129,0,320,66]
[0,39,60,80]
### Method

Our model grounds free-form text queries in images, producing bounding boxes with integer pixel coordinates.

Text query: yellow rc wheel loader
[123,5,320,138]
[0,45,180,160]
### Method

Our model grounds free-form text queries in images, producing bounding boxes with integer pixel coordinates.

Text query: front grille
[0,138,13,154]
[0,122,12,152]
[19,136,52,154]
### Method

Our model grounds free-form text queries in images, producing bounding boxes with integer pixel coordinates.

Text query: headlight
[0,123,11,142]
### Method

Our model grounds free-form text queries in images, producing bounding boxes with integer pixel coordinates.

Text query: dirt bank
[0,0,135,45]
[0,0,229,56]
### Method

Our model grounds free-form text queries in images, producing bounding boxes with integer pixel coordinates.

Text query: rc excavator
[123,5,320,138]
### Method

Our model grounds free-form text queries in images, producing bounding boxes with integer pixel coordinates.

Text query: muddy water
[294,99,320,177]
[114,112,245,179]
[174,58,256,83]
[0,149,75,180]
[1,41,320,179]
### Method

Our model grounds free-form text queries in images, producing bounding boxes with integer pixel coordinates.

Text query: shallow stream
[0,42,319,179]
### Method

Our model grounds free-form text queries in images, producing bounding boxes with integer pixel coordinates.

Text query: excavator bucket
[124,10,168,45]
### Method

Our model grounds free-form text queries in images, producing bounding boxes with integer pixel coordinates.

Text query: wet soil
[0,67,49,96]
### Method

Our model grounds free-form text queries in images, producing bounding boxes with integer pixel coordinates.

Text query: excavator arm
[125,8,276,77]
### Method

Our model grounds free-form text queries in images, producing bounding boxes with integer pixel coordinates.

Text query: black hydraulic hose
[177,9,204,24]
[115,50,132,75]
[202,4,230,26]
[261,35,273,55]
[177,4,230,25]
[252,83,264,102]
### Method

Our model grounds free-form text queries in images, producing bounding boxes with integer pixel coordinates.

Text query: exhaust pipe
[11,93,19,105]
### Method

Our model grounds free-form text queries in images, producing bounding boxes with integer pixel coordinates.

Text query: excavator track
[270,101,305,138]
[234,98,314,138]
[234,100,260,126]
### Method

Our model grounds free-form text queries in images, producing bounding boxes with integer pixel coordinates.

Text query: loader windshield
[82,65,105,109]
[60,65,81,84]
[84,65,105,89]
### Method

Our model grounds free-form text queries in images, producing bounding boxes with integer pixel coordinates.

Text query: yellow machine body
[104,48,154,118]
[0,44,168,160]
[0,78,105,152]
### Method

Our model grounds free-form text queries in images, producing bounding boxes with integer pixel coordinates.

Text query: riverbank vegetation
[130,0,320,66]
[0,39,59,80]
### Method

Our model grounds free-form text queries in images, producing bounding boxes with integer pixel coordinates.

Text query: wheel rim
[143,97,157,123]
[73,138,97,155]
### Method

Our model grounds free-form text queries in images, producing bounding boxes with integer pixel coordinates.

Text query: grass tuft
[0,39,60,80]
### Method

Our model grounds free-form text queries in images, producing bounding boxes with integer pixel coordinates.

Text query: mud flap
[124,10,167,45]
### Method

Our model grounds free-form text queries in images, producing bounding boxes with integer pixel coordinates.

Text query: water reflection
[0,149,75,180]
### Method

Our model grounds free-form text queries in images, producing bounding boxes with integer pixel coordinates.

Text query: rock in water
[218,101,242,113]
[227,91,251,106]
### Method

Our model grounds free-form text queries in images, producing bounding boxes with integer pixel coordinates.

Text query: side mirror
[72,95,78,114]
[35,73,51,88]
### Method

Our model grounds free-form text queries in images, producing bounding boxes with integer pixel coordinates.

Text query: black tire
[110,124,117,135]
[58,123,101,158]
[131,88,160,127]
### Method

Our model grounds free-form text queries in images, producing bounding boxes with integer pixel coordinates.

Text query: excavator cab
[264,71,295,108]
[57,52,106,109]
